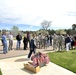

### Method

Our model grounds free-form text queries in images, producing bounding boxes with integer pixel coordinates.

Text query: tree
[72,24,76,31]
[36,29,49,35]
[41,20,52,30]
[71,24,76,34]
[56,29,66,34]
[47,29,55,35]
[11,26,19,37]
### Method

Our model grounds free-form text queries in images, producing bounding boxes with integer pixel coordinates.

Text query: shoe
[3,52,6,54]
[26,57,30,61]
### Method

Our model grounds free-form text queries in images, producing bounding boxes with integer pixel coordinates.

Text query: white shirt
[8,34,13,40]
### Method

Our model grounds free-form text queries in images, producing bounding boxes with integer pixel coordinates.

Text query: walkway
[0,41,53,59]
[0,41,76,75]
[0,55,76,75]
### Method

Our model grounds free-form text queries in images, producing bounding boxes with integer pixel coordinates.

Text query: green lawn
[48,50,76,73]
[0,69,2,75]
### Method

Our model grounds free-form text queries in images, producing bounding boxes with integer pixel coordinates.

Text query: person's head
[18,32,20,35]
[2,31,6,35]
[32,34,35,38]
[10,32,12,34]
[24,34,26,37]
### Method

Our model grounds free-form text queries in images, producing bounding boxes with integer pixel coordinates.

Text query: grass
[48,50,76,73]
[0,69,2,75]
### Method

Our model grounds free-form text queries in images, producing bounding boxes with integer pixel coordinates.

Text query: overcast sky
[0,0,76,30]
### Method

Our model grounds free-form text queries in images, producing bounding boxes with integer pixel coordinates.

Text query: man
[65,34,71,51]
[28,35,36,58]
[16,32,22,50]
[57,34,63,51]
[2,31,8,54]
[52,33,58,50]
[8,32,13,50]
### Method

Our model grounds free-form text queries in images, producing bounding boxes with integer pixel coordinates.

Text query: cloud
[67,12,76,16]
[0,0,76,30]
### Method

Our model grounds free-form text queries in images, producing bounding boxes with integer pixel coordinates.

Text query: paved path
[0,41,53,59]
[0,41,76,75]
[0,55,76,75]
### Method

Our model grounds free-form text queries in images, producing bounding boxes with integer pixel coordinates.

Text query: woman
[23,34,28,50]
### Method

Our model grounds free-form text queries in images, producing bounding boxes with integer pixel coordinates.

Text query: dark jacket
[65,37,71,44]
[23,37,28,44]
[30,39,36,50]
[16,35,22,41]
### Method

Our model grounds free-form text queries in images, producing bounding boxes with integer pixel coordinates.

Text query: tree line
[0,21,76,37]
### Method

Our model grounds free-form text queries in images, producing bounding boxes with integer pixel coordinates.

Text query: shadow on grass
[44,49,54,52]
[55,50,66,53]
[72,52,76,54]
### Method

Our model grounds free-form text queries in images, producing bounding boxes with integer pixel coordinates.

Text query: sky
[0,0,76,31]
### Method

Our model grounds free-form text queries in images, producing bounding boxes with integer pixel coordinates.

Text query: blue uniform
[2,34,8,54]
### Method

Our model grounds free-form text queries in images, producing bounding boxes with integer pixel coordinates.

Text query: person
[23,34,28,50]
[57,34,63,51]
[16,32,22,50]
[73,34,76,49]
[28,35,36,58]
[8,32,13,50]
[2,31,8,54]
[52,33,58,50]
[1,34,3,46]
[65,34,71,51]
[50,35,52,46]
[27,32,30,48]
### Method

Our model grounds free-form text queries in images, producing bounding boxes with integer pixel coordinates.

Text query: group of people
[16,32,36,59]
[1,31,30,54]
[1,31,36,59]
[1,31,14,54]
[52,33,76,51]
[1,31,76,60]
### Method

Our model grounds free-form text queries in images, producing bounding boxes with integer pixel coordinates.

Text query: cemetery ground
[48,49,76,73]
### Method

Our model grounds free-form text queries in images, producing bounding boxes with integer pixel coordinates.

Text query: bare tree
[11,26,19,37]
[41,20,52,30]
